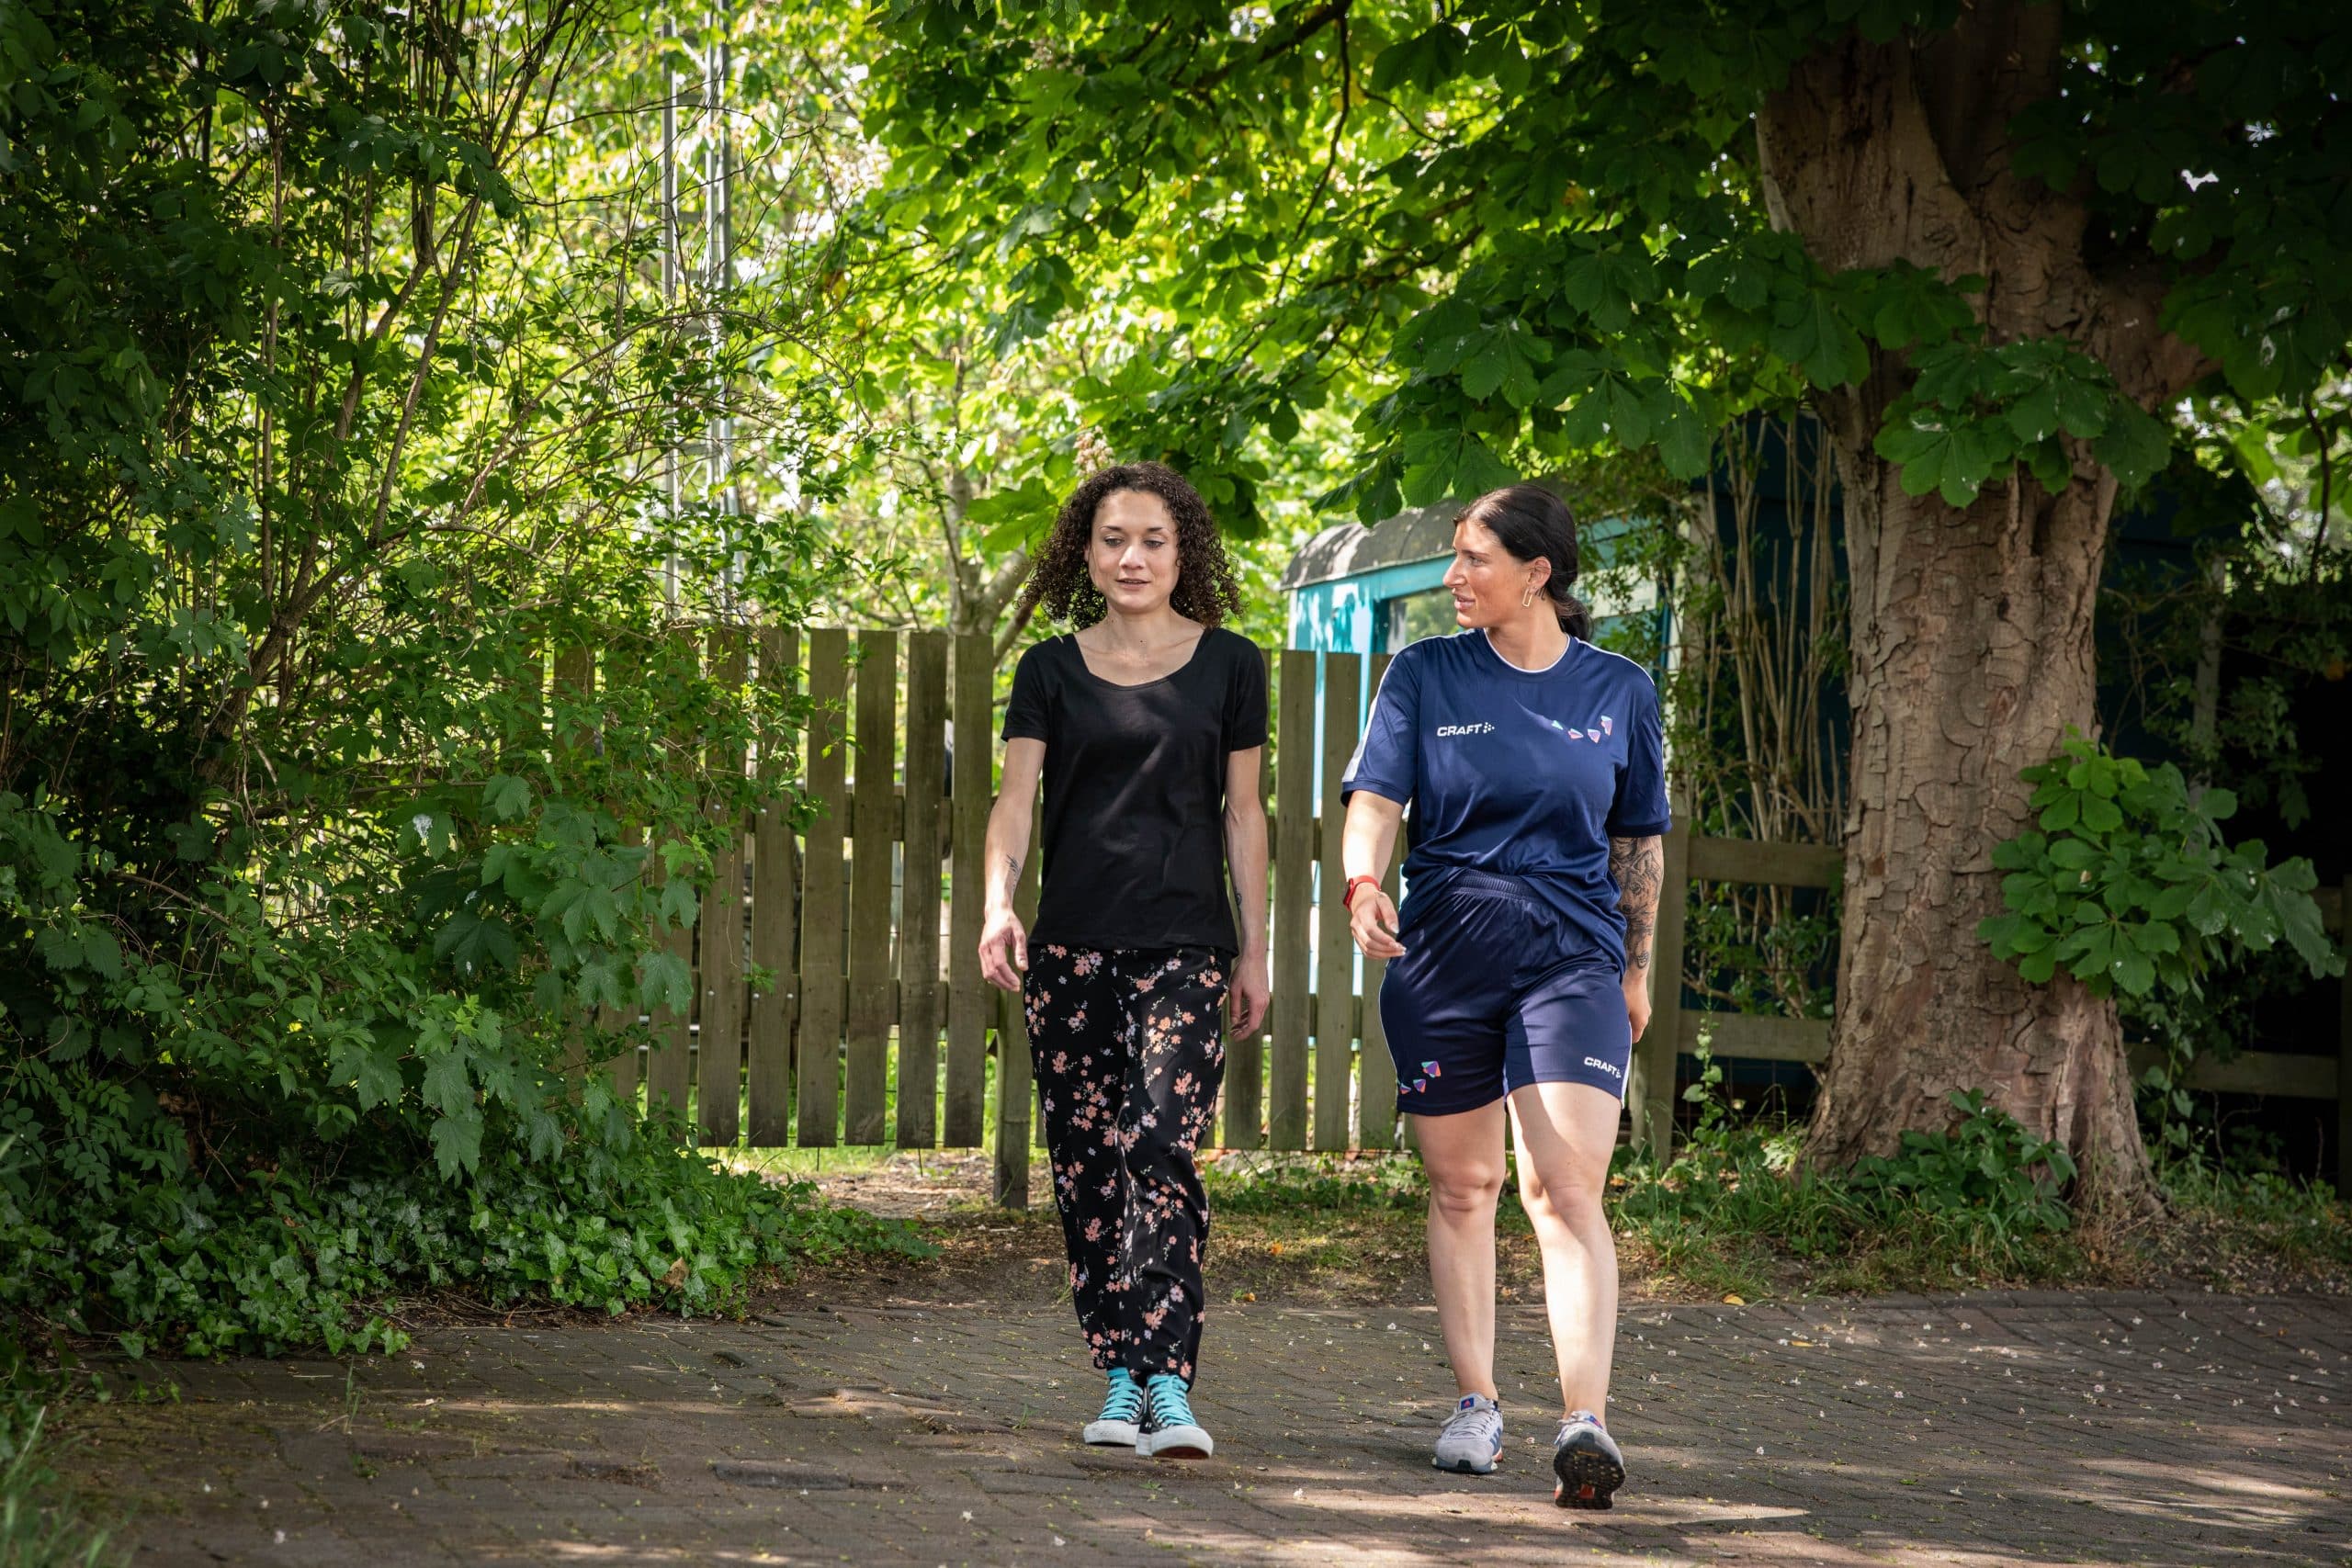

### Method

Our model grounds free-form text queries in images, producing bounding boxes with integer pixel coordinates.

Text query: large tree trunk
[1753,4,2212,1213]
[1812,435,2154,1210]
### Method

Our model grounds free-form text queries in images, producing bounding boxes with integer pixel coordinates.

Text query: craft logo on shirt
[1434,722,1496,738]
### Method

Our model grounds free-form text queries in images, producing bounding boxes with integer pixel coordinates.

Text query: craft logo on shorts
[1582,1055,1623,1078]
[1434,722,1496,738]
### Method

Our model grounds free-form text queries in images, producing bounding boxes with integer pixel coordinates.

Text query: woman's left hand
[1623,968,1652,1043]
[1228,949,1272,1040]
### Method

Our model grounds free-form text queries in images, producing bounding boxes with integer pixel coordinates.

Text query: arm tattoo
[999,852,1023,896]
[1609,836,1664,974]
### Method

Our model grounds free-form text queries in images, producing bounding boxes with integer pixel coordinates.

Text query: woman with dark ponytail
[1336,483,1668,1509]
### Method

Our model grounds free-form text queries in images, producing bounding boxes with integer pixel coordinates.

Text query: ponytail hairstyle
[1456,484,1591,639]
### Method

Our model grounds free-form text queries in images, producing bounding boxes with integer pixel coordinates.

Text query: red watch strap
[1341,874,1382,910]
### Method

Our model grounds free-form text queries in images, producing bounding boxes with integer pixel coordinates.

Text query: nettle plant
[1979,736,2342,1001]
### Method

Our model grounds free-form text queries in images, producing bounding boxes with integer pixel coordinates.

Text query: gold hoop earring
[1521,589,1537,607]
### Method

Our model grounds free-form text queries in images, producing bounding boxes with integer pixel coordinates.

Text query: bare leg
[1507,1080,1623,1418]
[1410,1100,1509,1402]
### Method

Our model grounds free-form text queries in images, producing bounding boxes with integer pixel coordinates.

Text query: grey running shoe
[1135,1372,1213,1459]
[1082,1368,1145,1447]
[1552,1410,1625,1508]
[1432,1393,1503,1474]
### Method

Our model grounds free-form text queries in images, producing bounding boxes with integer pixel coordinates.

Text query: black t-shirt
[1001,626,1268,953]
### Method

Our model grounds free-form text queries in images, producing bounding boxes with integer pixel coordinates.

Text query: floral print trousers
[1023,943,1228,1384]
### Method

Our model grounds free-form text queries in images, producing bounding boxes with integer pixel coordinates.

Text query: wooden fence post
[1315,652,1362,1151]
[594,640,644,1108]
[991,803,1040,1207]
[695,626,749,1146]
[796,629,850,1146]
[2338,874,2350,1199]
[1222,647,1276,1149]
[1269,649,1316,1150]
[1634,802,1690,1158]
[746,629,799,1145]
[944,634,993,1145]
[642,630,698,1130]
[898,631,948,1148]
[844,630,899,1145]
[550,644,596,1093]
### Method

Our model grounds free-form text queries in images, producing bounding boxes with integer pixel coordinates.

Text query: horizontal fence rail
[1649,839,2351,1191]
[546,626,2352,1202]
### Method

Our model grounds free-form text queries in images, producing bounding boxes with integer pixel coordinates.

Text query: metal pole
[707,4,738,614]
[661,17,681,609]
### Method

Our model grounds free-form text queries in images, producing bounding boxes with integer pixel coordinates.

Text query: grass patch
[2,1358,118,1568]
[2143,1157,2352,1293]
[757,1067,2346,1312]
[1201,1150,1430,1214]
[723,1145,904,1182]
[1608,1121,2086,1300]
[1186,1069,2346,1302]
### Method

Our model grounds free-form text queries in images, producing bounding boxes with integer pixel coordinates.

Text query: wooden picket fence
[560,625,2352,1203]
[560,627,1420,1205]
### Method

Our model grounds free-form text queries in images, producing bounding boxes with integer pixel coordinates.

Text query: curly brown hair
[1013,460,1244,629]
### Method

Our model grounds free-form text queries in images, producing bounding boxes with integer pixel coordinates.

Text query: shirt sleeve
[1224,636,1269,751]
[1340,647,1419,807]
[1605,671,1671,837]
[1001,641,1051,743]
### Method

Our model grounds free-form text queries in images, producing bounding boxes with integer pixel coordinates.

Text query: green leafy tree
[0,0,877,1349]
[858,0,2351,1207]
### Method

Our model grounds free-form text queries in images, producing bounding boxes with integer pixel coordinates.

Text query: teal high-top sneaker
[1082,1368,1145,1447]
[1135,1372,1213,1460]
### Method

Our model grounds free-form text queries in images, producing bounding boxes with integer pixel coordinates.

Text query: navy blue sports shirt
[1340,629,1671,969]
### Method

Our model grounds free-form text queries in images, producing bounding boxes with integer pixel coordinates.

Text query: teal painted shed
[1274,495,1670,818]
[1277,498,1667,678]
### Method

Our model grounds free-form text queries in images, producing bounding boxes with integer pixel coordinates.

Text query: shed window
[1383,588,1458,651]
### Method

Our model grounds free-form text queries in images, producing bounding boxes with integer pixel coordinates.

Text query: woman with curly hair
[978,459,1269,1461]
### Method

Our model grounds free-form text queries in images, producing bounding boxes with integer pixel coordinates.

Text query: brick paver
[56,1291,2352,1565]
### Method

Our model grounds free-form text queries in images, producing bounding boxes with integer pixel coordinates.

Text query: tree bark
[1814,432,2154,1212]
[1753,4,2212,1214]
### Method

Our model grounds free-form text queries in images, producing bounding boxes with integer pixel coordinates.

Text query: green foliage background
[6,0,2349,1368]
[0,0,916,1359]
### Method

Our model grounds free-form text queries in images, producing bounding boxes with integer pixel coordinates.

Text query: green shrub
[1846,1089,2075,1239]
[1,1110,926,1360]
[1608,1052,2086,1291]
[1979,735,2340,999]
[0,0,913,1371]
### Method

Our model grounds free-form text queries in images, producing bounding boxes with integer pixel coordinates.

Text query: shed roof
[1276,498,1464,592]
[1278,477,1610,592]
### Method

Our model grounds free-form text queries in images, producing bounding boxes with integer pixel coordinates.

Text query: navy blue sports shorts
[1377,870,1632,1116]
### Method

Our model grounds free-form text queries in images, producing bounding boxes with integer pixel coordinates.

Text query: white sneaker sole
[1136,1424,1214,1459]
[1082,1418,1140,1447]
[1432,1450,1499,1474]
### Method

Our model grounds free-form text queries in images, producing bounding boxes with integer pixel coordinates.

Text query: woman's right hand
[978,906,1029,991]
[1348,885,1405,959]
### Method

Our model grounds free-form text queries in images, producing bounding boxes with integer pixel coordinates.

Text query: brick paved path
[60,1291,2351,1566]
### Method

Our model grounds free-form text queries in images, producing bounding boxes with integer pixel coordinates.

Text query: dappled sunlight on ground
[51,1291,2349,1565]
